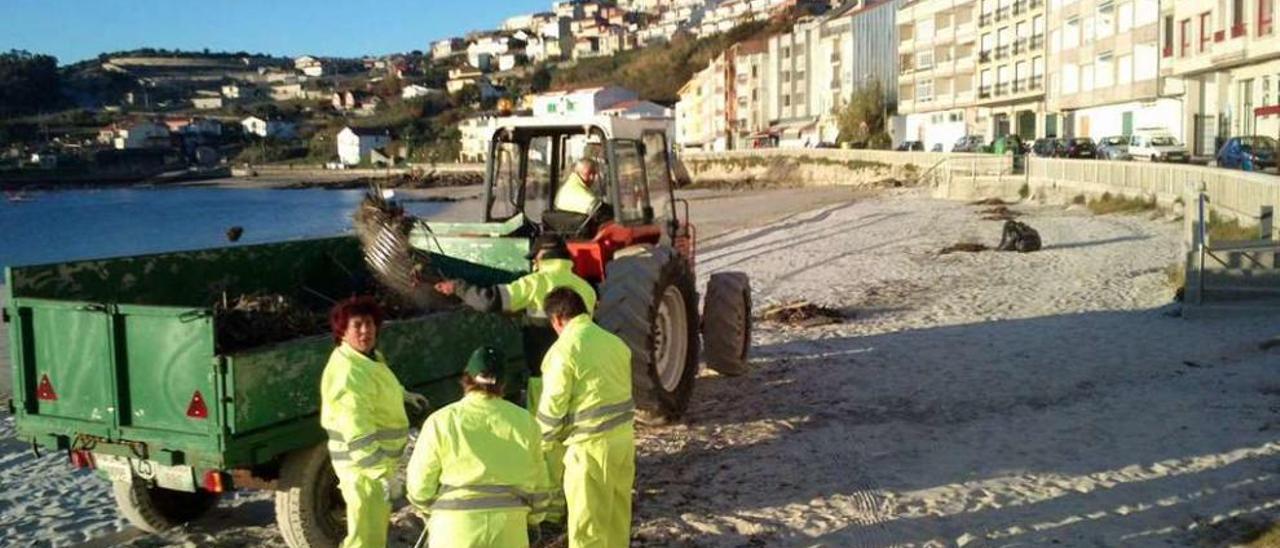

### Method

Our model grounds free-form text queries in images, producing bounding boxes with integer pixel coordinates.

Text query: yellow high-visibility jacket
[406,392,552,525]
[453,258,597,319]
[554,172,600,215]
[320,343,409,480]
[536,315,634,448]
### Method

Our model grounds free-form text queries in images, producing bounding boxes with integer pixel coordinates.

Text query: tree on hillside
[834,79,891,149]
[0,50,62,118]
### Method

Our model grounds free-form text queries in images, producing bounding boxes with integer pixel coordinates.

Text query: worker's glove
[528,525,543,546]
[404,391,431,423]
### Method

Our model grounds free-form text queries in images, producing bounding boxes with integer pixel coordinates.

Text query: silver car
[1095,136,1132,160]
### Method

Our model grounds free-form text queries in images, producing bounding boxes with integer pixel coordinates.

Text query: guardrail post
[1261,206,1273,241]
[1196,185,1209,306]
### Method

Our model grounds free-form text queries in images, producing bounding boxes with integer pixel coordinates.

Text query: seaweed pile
[214,289,422,354]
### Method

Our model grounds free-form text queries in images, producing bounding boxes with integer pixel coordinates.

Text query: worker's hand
[404,391,430,415]
[433,280,456,295]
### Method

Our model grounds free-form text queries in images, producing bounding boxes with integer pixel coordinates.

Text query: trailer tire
[275,444,345,548]
[112,479,218,533]
[702,272,752,376]
[597,244,700,425]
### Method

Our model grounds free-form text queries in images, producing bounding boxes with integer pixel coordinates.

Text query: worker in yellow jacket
[406,346,552,548]
[434,235,596,319]
[554,158,602,215]
[537,288,635,548]
[320,296,430,548]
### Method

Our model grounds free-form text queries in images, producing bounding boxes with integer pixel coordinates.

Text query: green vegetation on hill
[0,50,62,117]
[551,18,793,103]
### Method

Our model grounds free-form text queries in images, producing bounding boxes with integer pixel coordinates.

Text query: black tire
[275,444,345,548]
[702,272,752,376]
[112,479,219,533]
[597,244,700,425]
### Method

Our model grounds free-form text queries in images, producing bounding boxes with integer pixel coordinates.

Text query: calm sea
[0,187,450,275]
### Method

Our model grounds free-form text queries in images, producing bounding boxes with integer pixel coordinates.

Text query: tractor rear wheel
[702,272,752,376]
[275,444,345,548]
[112,479,219,533]
[597,244,700,425]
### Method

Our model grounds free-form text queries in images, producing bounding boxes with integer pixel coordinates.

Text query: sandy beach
[2,187,1278,546]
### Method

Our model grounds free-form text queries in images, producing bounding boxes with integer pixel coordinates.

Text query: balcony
[996,7,1010,22]
[980,12,993,26]
[995,82,1009,96]
[1028,0,1043,9]
[1030,34,1044,50]
[1012,38,1027,54]
[995,45,1010,59]
[1012,79,1025,93]
[1232,23,1247,38]
[1030,75,1043,90]
[979,84,992,98]
[979,50,992,63]
[1012,0,1028,16]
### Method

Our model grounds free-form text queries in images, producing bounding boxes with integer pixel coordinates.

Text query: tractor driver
[554,158,602,215]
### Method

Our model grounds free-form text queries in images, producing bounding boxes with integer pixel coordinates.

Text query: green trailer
[4,232,536,544]
[5,117,755,547]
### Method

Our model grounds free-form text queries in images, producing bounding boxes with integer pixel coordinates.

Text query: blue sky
[1,0,551,65]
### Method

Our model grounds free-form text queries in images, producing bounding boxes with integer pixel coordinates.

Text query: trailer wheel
[597,244,701,425]
[275,444,345,548]
[112,479,218,533]
[702,272,752,376]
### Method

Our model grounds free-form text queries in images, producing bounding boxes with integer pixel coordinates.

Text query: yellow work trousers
[427,509,530,548]
[337,472,391,548]
[564,428,635,548]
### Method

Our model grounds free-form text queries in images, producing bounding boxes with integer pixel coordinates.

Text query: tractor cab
[479,114,690,282]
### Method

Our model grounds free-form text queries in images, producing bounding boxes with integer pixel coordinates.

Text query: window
[918,80,934,102]
[1181,19,1192,56]
[1119,2,1134,31]
[918,17,936,36]
[1200,12,1212,52]
[1262,0,1275,35]
[1118,54,1133,84]
[918,51,935,69]
[1097,2,1115,38]
[1264,76,1272,106]
[1135,0,1158,25]
[782,94,791,107]
[1064,17,1080,48]
[1135,44,1158,80]
[1233,0,1246,35]
[1082,62,1094,91]
[1096,52,1114,88]
[1164,15,1175,56]
[1063,63,1079,93]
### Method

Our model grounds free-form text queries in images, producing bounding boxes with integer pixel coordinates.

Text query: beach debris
[214,289,420,353]
[226,226,244,242]
[997,220,1042,252]
[939,242,990,254]
[980,206,1022,221]
[1260,337,1280,351]
[352,190,444,309]
[759,301,847,327]
[970,198,1009,206]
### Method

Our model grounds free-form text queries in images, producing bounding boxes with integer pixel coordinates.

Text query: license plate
[95,454,198,492]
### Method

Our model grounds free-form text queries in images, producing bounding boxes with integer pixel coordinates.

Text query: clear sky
[1,0,552,65]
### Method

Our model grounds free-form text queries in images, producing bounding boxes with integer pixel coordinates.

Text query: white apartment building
[974,0,1049,139]
[1046,0,1178,141]
[1165,0,1279,156]
[898,0,982,150]
[676,56,730,150]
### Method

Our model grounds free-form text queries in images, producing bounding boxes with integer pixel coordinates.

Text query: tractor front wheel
[597,244,701,425]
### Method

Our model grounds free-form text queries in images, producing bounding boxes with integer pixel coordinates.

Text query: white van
[1128,129,1189,163]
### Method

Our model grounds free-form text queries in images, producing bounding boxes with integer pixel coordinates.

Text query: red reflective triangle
[186,390,208,419]
[37,374,57,401]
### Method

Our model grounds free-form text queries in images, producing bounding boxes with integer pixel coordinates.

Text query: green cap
[464,346,505,385]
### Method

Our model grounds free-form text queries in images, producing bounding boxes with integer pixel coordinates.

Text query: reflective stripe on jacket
[406,392,552,524]
[537,315,634,447]
[553,172,600,214]
[320,343,409,479]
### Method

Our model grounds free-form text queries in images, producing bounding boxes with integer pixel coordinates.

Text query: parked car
[952,135,988,153]
[931,143,944,152]
[1031,138,1058,157]
[1060,137,1097,159]
[896,140,925,151]
[1216,136,1279,172]
[1095,136,1132,160]
[1129,129,1189,162]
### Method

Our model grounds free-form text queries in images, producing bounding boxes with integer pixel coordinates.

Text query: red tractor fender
[567,222,665,282]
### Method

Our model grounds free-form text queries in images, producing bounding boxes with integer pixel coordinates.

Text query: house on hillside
[294,55,326,77]
[337,126,391,166]
[401,84,443,100]
[432,38,467,61]
[112,120,172,150]
[221,83,263,101]
[458,115,498,163]
[332,90,382,115]
[192,90,224,110]
[165,117,223,136]
[601,100,674,119]
[532,86,641,117]
[242,116,298,139]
